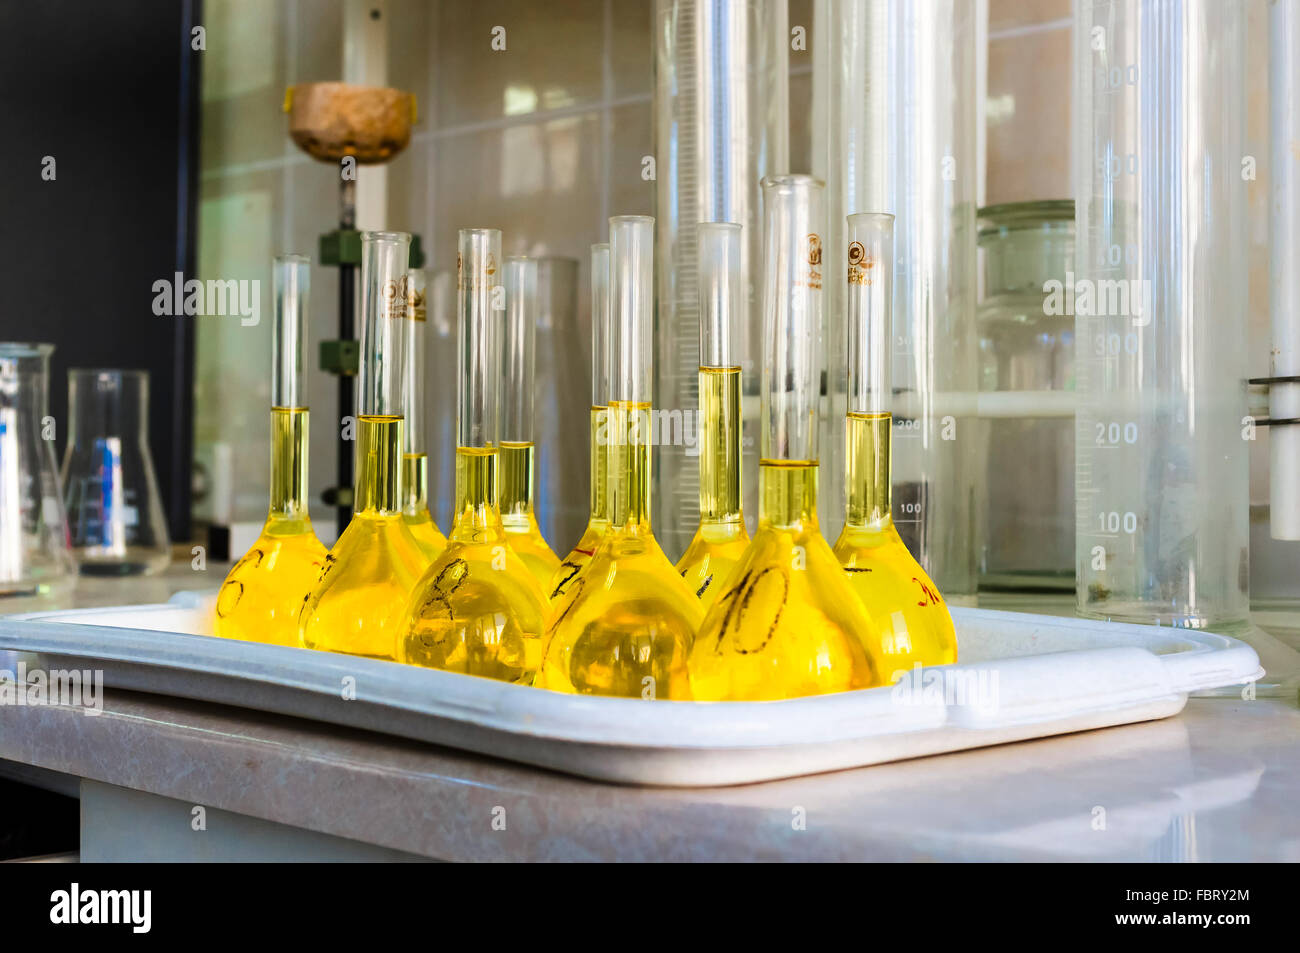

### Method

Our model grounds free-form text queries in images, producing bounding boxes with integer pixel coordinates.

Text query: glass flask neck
[353,415,403,515]
[499,440,536,522]
[452,445,501,537]
[844,411,891,529]
[402,451,429,514]
[269,407,311,521]
[589,405,609,523]
[607,401,652,534]
[698,365,743,525]
[759,459,819,531]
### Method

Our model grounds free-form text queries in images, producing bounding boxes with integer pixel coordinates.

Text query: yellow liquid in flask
[398,446,549,683]
[499,440,560,597]
[536,402,703,699]
[299,416,428,660]
[833,412,956,683]
[689,460,883,700]
[214,407,327,646]
[676,366,749,609]
[401,452,447,561]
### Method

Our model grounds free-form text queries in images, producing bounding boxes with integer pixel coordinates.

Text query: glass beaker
[1073,0,1249,628]
[977,201,1076,591]
[0,343,74,596]
[62,369,171,575]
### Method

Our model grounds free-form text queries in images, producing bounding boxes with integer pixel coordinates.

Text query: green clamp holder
[319,229,363,267]
[320,339,359,375]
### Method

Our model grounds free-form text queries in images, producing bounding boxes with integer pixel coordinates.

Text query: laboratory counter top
[1,561,1299,862]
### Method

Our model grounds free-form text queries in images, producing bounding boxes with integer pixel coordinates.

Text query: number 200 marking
[1095,422,1138,445]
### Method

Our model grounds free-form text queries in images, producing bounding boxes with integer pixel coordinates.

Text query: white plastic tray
[0,592,1263,786]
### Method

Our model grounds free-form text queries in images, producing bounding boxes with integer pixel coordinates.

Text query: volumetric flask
[0,343,75,596]
[62,369,171,575]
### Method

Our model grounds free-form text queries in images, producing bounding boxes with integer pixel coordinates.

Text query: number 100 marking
[1098,510,1138,534]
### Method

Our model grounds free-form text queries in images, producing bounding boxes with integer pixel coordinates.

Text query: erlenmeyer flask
[62,369,170,576]
[0,343,74,596]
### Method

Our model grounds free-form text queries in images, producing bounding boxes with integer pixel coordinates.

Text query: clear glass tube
[428,268,457,528]
[501,256,538,523]
[698,223,742,368]
[357,232,410,419]
[845,212,894,527]
[272,255,309,409]
[814,0,979,596]
[399,265,445,556]
[457,228,499,452]
[501,257,537,445]
[403,267,428,457]
[533,256,585,549]
[697,222,743,525]
[269,255,312,522]
[654,0,789,559]
[760,175,824,465]
[608,216,654,530]
[1073,0,1249,627]
[846,214,893,417]
[454,228,502,530]
[608,216,654,407]
[588,242,611,528]
[590,243,611,407]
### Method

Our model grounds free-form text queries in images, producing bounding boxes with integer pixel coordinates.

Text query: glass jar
[976,200,1075,591]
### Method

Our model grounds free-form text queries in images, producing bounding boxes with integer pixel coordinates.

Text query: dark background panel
[0,0,202,539]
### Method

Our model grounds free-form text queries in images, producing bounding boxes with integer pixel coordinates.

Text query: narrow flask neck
[498,441,536,520]
[607,401,652,534]
[758,460,819,531]
[269,406,311,520]
[697,365,743,525]
[844,412,893,529]
[354,415,403,515]
[453,445,501,537]
[589,406,609,523]
[402,452,429,515]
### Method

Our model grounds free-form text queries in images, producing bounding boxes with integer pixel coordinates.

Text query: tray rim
[0,596,1263,754]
